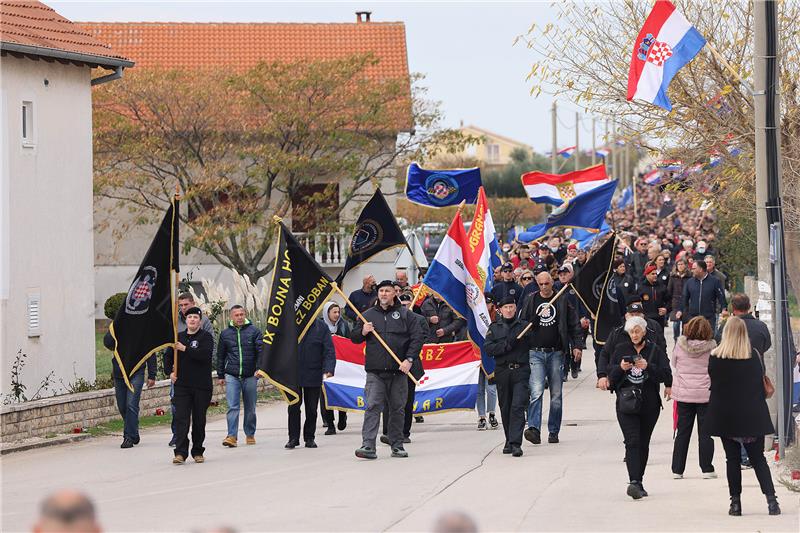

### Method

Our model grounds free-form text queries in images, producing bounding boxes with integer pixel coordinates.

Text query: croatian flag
[626,0,706,111]
[465,187,501,292]
[422,212,492,355]
[521,164,609,206]
[558,146,576,158]
[323,336,481,414]
[643,169,662,185]
[595,148,610,159]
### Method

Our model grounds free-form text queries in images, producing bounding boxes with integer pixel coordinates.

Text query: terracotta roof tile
[0,1,130,65]
[78,21,408,82]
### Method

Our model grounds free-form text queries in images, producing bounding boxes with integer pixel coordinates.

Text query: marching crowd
[104,182,787,517]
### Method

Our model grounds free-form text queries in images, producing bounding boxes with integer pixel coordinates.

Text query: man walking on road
[677,260,727,332]
[351,280,425,459]
[216,305,262,448]
[520,272,584,445]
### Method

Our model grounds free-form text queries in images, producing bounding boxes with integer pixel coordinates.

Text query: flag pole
[704,41,754,95]
[172,187,180,378]
[331,282,419,386]
[515,282,571,340]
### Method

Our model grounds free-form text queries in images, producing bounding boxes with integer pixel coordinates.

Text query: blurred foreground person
[33,490,100,533]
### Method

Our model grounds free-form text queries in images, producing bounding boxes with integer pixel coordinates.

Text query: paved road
[2,353,797,532]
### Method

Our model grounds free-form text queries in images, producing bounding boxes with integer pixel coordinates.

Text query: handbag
[754,348,775,399]
[618,386,642,414]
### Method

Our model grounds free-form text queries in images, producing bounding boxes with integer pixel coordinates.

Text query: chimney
[356,11,372,23]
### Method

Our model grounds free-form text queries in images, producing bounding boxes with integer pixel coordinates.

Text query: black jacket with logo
[639,280,670,327]
[484,317,531,366]
[351,300,426,373]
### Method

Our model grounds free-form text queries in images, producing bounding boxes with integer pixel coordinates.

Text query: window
[486,143,500,162]
[22,101,34,146]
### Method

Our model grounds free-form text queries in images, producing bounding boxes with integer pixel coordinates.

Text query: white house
[0,0,132,397]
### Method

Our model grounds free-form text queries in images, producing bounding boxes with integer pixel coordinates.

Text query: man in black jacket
[677,260,728,332]
[216,305,263,448]
[286,317,335,449]
[164,307,214,465]
[519,272,584,445]
[484,296,532,457]
[420,295,465,343]
[352,280,426,459]
[715,293,771,354]
[345,275,376,322]
[491,263,523,305]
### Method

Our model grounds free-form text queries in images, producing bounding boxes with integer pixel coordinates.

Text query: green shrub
[104,292,127,320]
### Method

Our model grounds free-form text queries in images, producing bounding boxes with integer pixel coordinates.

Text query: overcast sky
[52,0,607,153]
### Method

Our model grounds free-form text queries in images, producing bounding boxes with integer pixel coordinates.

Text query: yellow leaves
[566,80,575,89]
[721,85,734,95]
[730,223,742,234]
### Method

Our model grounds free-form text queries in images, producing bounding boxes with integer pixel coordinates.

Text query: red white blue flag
[521,164,609,206]
[626,0,706,111]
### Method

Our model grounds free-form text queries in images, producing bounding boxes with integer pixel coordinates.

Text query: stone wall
[0,379,271,444]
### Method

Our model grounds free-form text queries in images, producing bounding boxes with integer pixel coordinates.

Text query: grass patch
[96,331,112,379]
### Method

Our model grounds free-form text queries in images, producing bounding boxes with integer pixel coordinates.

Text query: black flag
[336,188,409,284]
[258,222,336,404]
[570,233,621,344]
[658,197,676,219]
[110,198,180,390]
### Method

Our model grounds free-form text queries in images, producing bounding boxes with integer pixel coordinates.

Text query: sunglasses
[521,276,534,281]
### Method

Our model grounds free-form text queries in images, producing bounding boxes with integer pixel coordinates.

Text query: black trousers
[173,385,212,458]
[671,401,714,474]
[721,437,775,497]
[616,389,660,482]
[382,380,415,438]
[320,394,346,427]
[288,386,320,442]
[495,365,530,447]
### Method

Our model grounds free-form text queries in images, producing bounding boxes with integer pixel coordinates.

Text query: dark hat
[399,293,412,302]
[626,302,644,314]
[484,292,495,304]
[185,306,202,317]
[376,279,395,290]
[558,263,574,274]
[538,242,549,250]
[499,295,516,307]
[501,263,513,272]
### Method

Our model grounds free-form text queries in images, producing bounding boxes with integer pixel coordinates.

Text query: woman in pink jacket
[671,316,717,478]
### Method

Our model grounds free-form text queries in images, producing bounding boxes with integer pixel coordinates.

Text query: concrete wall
[0,56,96,397]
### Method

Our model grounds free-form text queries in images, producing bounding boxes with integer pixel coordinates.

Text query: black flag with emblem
[110,198,180,390]
[258,221,336,405]
[570,233,621,344]
[336,188,410,284]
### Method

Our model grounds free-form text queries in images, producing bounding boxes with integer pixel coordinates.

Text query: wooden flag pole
[704,42,754,95]
[332,282,419,386]
[172,188,181,378]
[515,282,572,340]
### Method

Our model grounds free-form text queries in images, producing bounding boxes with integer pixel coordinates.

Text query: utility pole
[591,117,596,166]
[611,119,617,180]
[624,134,631,188]
[575,111,580,171]
[551,101,558,174]
[604,118,609,174]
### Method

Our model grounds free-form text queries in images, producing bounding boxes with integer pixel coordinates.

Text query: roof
[0,1,132,68]
[462,125,533,150]
[78,21,408,82]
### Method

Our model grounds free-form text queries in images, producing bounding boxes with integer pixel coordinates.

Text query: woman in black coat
[606,316,672,500]
[666,259,690,341]
[706,316,780,517]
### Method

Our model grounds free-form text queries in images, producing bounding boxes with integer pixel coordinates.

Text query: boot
[728,496,741,516]
[766,494,780,516]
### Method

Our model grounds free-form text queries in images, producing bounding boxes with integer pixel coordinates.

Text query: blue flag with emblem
[544,179,617,233]
[405,162,482,207]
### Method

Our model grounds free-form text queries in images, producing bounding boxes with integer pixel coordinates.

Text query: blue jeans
[671,320,682,342]
[113,370,145,441]
[225,374,258,438]
[528,349,564,435]
[476,371,497,417]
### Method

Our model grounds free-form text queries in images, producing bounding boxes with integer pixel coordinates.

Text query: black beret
[499,296,517,307]
[376,280,395,290]
[626,302,644,314]
[185,306,202,317]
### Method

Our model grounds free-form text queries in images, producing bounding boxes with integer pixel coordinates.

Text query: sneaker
[626,482,645,500]
[502,443,513,454]
[285,438,299,449]
[120,438,134,449]
[222,436,238,448]
[511,446,523,457]
[636,482,649,497]
[548,433,559,444]
[702,471,717,479]
[246,436,256,445]
[192,455,204,463]
[132,436,140,445]
[403,436,411,444]
[488,413,499,429]
[172,454,185,465]
[379,434,391,445]
[672,473,684,479]
[741,459,753,469]
[477,418,487,431]
[415,416,424,423]
[524,427,541,445]
[305,440,318,448]
[324,426,336,435]
[355,446,377,459]
[168,437,176,447]
[337,413,347,431]
[571,368,579,379]
[391,447,408,458]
